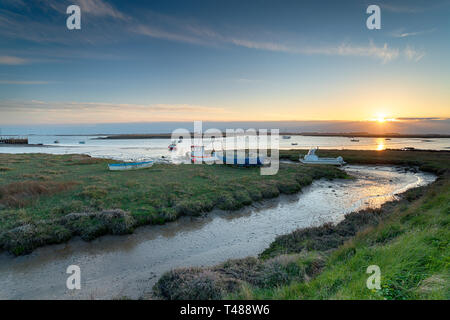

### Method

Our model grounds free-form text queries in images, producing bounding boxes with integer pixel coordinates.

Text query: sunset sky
[0,0,449,132]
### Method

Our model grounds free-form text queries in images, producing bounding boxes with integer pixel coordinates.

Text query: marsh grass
[0,153,347,255]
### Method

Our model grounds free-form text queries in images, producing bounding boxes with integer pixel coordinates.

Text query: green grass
[229,173,450,300]
[150,150,450,300]
[0,153,347,255]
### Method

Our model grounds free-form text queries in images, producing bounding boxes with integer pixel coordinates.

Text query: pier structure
[0,136,29,144]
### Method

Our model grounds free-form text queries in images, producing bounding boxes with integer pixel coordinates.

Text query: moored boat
[299,148,345,165]
[215,151,265,166]
[190,145,217,163]
[108,160,154,171]
[168,141,177,151]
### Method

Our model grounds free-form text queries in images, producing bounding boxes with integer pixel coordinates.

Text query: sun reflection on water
[376,138,385,151]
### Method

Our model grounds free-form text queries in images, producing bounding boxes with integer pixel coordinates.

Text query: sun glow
[370,113,397,123]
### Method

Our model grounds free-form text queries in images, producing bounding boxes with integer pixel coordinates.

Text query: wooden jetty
[0,136,29,144]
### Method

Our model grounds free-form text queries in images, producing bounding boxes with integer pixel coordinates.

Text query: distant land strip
[95,133,450,139]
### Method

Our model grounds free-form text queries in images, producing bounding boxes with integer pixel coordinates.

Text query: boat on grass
[108,160,154,171]
[300,148,345,166]
[190,145,217,163]
[215,152,265,166]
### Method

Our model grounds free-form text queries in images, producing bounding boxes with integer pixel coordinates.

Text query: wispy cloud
[0,80,51,85]
[134,25,206,45]
[136,25,406,63]
[391,28,436,38]
[0,100,225,114]
[0,1,427,64]
[77,0,129,20]
[397,117,449,121]
[381,1,450,13]
[0,100,228,123]
[0,55,28,65]
[380,3,426,13]
[404,46,425,62]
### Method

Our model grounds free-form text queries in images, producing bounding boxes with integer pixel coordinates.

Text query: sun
[370,112,396,123]
[374,112,387,123]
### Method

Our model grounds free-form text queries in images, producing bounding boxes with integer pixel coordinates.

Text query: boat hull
[219,156,264,166]
[108,161,154,171]
[300,159,345,165]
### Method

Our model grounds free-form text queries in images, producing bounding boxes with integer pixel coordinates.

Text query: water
[0,165,435,300]
[0,135,449,161]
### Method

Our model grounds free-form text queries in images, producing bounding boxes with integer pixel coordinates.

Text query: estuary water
[0,135,449,161]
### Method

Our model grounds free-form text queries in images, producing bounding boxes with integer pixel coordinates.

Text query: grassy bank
[0,153,346,255]
[280,149,450,175]
[153,150,450,300]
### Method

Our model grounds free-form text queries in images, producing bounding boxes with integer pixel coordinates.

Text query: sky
[0,0,449,133]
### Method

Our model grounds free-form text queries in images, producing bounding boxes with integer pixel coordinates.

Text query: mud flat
[0,165,435,299]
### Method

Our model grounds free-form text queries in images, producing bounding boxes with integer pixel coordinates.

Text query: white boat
[108,160,154,171]
[300,148,345,165]
[190,145,218,163]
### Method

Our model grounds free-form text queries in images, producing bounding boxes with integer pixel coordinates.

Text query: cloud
[0,80,51,85]
[380,3,426,13]
[136,24,404,63]
[0,100,225,114]
[300,42,399,63]
[0,2,426,64]
[0,56,28,65]
[396,117,449,121]
[134,25,206,45]
[77,0,128,20]
[380,2,450,13]
[404,46,425,62]
[391,28,436,38]
[229,39,292,52]
[0,100,229,124]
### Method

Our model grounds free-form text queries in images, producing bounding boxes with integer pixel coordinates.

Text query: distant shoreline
[94,133,450,139]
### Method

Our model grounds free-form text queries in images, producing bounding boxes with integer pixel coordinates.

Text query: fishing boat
[168,141,177,151]
[291,142,298,145]
[350,137,359,142]
[108,160,154,171]
[79,141,85,144]
[216,152,265,166]
[282,135,291,139]
[190,145,217,163]
[300,148,345,165]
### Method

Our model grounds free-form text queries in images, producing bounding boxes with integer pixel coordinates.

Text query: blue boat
[216,153,265,166]
[108,160,154,171]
